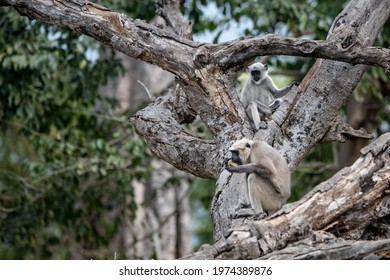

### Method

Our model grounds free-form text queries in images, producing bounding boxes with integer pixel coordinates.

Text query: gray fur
[225,138,291,217]
[240,62,296,130]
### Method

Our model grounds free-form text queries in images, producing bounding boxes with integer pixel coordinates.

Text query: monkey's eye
[245,143,251,148]
[251,70,260,76]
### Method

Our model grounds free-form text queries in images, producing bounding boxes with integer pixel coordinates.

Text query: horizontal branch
[321,116,373,143]
[206,35,390,73]
[183,133,390,259]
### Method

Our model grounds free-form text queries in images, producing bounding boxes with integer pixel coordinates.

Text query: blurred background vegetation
[0,0,389,259]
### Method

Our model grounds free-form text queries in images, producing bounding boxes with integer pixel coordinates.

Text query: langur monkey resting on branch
[225,138,291,218]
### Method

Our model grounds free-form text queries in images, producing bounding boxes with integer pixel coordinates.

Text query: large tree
[1,0,390,259]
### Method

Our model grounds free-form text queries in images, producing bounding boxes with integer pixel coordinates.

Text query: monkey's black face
[230,150,243,165]
[251,70,261,82]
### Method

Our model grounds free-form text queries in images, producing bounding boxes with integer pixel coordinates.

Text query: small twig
[137,80,153,100]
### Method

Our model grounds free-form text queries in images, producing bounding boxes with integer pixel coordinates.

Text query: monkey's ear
[264,64,268,71]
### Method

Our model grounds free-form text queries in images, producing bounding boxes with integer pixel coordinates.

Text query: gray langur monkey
[240,62,298,130]
[225,138,291,218]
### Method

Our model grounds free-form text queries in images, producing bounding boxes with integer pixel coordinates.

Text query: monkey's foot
[232,208,256,219]
[253,211,267,220]
[259,121,268,129]
[234,202,251,211]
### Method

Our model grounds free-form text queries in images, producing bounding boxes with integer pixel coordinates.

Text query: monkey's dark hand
[224,158,230,170]
[224,159,238,172]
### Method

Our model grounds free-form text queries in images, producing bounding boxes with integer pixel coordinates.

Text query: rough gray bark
[2,0,390,259]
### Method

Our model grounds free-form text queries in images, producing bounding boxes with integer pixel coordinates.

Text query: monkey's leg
[255,101,272,117]
[232,190,266,219]
[247,175,267,220]
[233,177,253,217]
[247,102,261,130]
[232,176,258,219]
[254,101,272,129]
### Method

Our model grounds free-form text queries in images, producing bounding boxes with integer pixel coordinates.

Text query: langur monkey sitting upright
[225,138,291,218]
[240,62,298,130]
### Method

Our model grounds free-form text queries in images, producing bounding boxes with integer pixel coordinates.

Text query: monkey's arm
[265,77,299,98]
[225,163,282,194]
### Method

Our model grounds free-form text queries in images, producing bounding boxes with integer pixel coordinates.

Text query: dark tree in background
[0,0,389,259]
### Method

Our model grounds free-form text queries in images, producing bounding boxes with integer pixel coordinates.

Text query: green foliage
[0,9,121,133]
[0,120,151,259]
[0,8,151,259]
